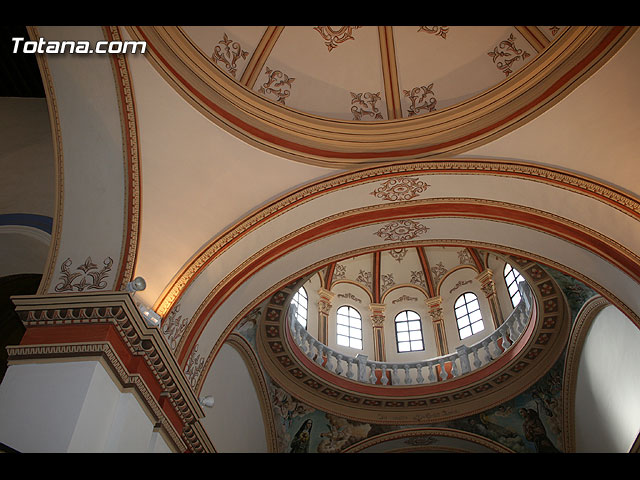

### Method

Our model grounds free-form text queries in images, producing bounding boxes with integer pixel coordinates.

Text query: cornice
[9,291,214,453]
[127,26,636,168]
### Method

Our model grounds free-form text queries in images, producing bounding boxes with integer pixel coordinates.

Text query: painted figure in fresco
[519,408,560,453]
[289,419,313,453]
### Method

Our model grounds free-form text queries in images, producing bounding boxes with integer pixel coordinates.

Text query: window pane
[460,326,472,339]
[471,321,485,334]
[337,335,349,346]
[409,330,422,340]
[350,327,362,340]
[457,316,470,329]
[398,342,410,352]
[351,338,362,350]
[469,310,482,322]
[455,306,468,318]
[411,340,423,351]
[408,320,421,331]
[406,311,420,320]
[467,299,479,312]
[350,317,362,329]
[396,321,408,332]
[397,331,409,342]
[337,324,349,336]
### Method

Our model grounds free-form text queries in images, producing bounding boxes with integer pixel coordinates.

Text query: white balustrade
[287,281,533,386]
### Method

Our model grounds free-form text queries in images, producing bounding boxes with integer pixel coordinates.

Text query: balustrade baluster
[403,365,412,385]
[472,346,481,369]
[427,363,436,383]
[346,358,354,379]
[325,350,334,371]
[381,365,389,385]
[416,364,425,384]
[335,354,344,376]
[315,343,324,366]
[438,359,448,380]
[451,355,459,378]
[391,365,400,385]
[369,364,377,384]
[483,340,493,363]
[501,327,511,350]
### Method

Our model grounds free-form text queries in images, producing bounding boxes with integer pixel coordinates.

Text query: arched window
[395,310,424,353]
[455,292,484,340]
[291,286,308,329]
[336,306,362,349]
[504,263,525,307]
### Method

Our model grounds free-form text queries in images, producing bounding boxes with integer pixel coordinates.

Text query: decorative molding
[371,177,430,202]
[28,26,64,296]
[9,292,213,453]
[104,26,142,291]
[314,26,362,51]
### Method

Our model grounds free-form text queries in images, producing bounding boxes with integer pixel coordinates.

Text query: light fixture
[199,395,214,408]
[137,303,161,327]
[126,276,147,294]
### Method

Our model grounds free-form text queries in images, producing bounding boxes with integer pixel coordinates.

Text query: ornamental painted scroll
[54,256,113,292]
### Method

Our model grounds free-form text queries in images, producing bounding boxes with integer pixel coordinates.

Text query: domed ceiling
[127,26,632,167]
[182,26,560,121]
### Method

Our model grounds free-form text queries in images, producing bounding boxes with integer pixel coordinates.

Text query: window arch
[504,263,525,307]
[336,306,362,349]
[454,292,484,340]
[394,310,424,353]
[291,286,308,329]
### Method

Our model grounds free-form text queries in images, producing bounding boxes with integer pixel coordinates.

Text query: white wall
[0,360,172,452]
[200,343,268,452]
[574,305,640,452]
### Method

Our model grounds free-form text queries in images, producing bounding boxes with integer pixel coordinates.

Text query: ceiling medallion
[374,220,429,242]
[314,26,362,51]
